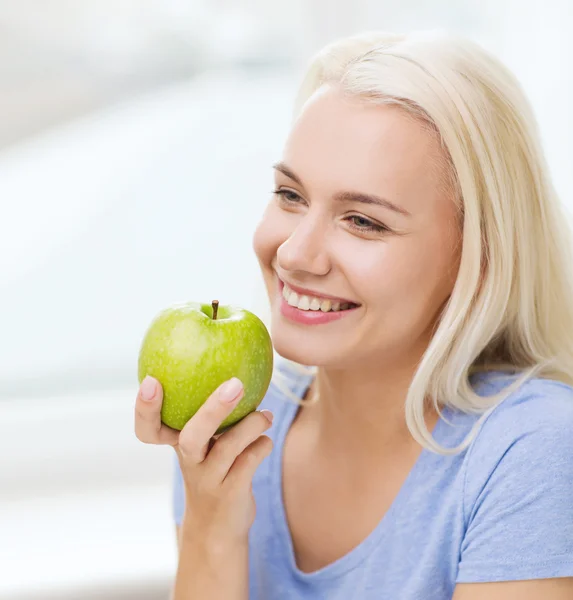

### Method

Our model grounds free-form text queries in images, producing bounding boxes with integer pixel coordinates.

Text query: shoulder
[463,373,573,517]
[470,373,573,451]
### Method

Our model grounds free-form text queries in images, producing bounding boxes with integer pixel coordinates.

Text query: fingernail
[261,410,274,424]
[219,377,243,403]
[140,376,156,402]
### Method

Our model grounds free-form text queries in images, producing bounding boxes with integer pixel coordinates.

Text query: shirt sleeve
[457,382,573,583]
[173,451,185,527]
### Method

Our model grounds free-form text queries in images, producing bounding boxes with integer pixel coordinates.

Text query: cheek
[395,238,460,315]
[352,232,458,314]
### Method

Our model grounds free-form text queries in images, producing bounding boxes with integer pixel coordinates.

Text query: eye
[272,189,304,204]
[272,188,390,236]
[346,215,389,234]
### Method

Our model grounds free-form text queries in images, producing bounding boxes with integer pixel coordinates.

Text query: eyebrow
[272,161,411,217]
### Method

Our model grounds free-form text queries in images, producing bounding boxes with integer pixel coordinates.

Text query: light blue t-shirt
[173,359,573,599]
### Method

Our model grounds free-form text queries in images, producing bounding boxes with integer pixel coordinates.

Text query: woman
[135,31,573,599]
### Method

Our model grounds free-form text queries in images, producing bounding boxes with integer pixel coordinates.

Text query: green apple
[138,300,273,433]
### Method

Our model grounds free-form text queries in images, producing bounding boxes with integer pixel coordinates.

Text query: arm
[453,578,573,599]
[173,529,249,599]
[176,525,182,551]
[135,376,273,600]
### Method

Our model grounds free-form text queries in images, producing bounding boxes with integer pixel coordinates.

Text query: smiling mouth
[280,281,360,313]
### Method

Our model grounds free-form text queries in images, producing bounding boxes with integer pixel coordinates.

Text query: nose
[276,215,331,276]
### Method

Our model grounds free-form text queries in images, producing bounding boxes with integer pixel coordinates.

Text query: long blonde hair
[267,30,573,454]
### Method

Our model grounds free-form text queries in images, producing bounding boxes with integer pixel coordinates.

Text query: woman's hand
[134,375,274,546]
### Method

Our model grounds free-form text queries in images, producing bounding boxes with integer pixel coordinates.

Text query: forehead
[281,85,446,211]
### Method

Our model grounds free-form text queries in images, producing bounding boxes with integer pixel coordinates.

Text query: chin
[270,325,353,369]
[273,340,317,367]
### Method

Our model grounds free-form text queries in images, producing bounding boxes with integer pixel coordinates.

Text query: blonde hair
[267,30,573,454]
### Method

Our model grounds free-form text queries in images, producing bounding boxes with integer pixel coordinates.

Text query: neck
[299,357,437,466]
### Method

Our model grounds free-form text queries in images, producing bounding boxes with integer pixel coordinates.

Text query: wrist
[180,516,249,560]
[175,526,249,599]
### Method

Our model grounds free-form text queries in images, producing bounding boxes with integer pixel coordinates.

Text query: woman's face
[252,85,461,371]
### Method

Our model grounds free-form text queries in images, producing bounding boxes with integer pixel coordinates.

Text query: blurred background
[1,1,571,598]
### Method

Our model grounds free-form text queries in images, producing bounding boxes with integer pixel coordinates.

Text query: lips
[277,276,360,307]
[278,285,360,325]
[282,282,358,313]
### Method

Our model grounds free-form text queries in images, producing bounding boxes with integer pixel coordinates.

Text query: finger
[174,434,216,463]
[134,376,179,446]
[202,410,274,484]
[223,434,274,489]
[177,377,244,463]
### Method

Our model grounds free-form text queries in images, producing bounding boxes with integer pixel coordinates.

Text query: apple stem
[212,300,219,320]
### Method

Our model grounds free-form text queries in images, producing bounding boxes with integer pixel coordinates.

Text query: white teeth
[298,295,311,310]
[309,298,322,311]
[287,291,299,307]
[282,283,354,312]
